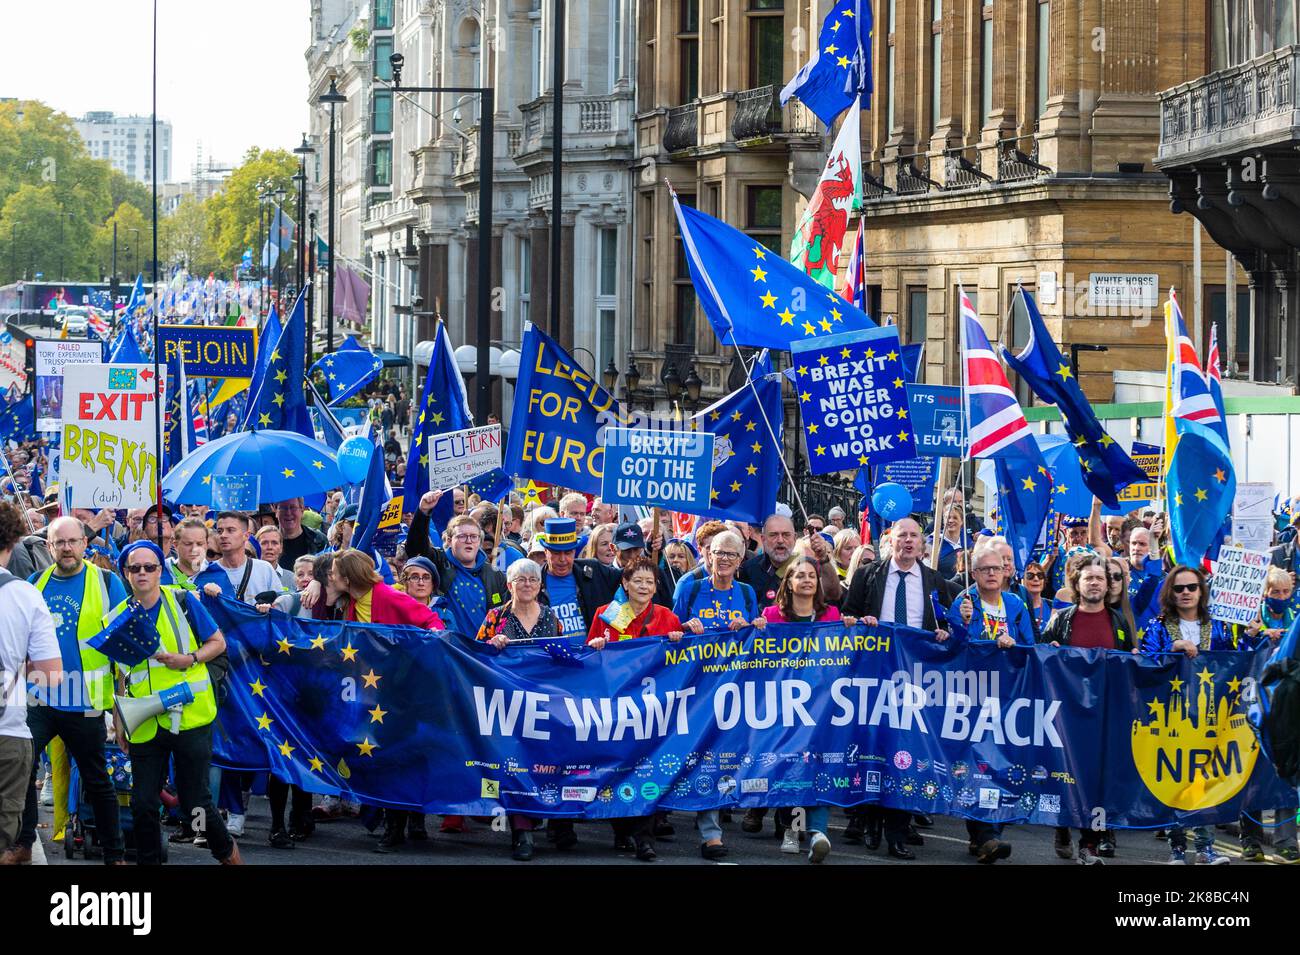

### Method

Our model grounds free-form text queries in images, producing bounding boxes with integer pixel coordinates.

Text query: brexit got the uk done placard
[791,325,916,475]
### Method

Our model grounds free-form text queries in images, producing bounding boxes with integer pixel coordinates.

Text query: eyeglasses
[453,534,482,543]
[1172,582,1200,594]
[50,537,85,549]
[511,575,540,585]
[974,565,1002,574]
[1108,573,1124,582]
[404,572,433,583]
[1023,571,1044,580]
[712,551,741,561]
[126,563,159,574]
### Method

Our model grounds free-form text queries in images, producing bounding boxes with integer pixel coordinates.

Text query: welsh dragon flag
[789,100,862,289]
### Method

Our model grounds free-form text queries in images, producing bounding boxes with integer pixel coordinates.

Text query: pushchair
[63,743,168,862]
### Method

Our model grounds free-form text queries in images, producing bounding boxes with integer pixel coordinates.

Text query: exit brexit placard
[790,325,916,475]
[60,363,164,509]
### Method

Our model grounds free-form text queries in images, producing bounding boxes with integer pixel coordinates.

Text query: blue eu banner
[906,383,966,458]
[791,325,916,474]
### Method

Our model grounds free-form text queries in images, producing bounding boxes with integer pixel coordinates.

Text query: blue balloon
[871,482,914,523]
[337,435,374,485]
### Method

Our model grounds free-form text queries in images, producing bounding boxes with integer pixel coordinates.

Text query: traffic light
[23,337,35,379]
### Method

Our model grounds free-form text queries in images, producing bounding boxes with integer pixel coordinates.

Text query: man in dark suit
[840,516,959,859]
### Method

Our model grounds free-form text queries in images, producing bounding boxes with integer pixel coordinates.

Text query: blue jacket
[1140,615,1244,655]
[946,586,1036,648]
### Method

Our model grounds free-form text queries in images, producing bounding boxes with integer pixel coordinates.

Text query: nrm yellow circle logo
[1131,669,1258,810]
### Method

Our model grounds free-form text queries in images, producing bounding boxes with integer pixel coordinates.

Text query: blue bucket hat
[538,516,581,552]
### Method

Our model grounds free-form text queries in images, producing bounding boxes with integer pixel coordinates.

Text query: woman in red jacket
[587,557,683,862]
[329,548,445,629]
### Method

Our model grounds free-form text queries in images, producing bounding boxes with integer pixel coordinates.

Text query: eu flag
[684,351,783,524]
[245,304,282,401]
[163,347,196,475]
[1166,418,1235,566]
[242,289,313,438]
[779,0,873,129]
[671,191,876,352]
[0,395,34,444]
[1001,286,1147,509]
[402,321,472,517]
[311,335,383,406]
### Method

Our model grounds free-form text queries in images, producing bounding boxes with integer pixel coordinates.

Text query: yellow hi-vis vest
[116,586,217,744]
[34,560,113,712]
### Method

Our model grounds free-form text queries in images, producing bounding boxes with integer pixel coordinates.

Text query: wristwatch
[190,652,200,668]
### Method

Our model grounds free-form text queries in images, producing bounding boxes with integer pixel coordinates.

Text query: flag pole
[151,0,164,550]
[958,285,972,596]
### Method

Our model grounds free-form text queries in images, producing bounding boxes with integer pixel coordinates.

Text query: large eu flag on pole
[1166,418,1235,566]
[310,335,384,406]
[1001,286,1146,509]
[242,288,313,438]
[779,0,873,130]
[402,321,472,517]
[671,189,875,352]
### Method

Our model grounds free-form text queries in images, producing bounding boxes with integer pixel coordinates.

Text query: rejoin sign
[159,324,257,379]
[60,363,163,509]
[428,424,502,489]
[601,427,714,511]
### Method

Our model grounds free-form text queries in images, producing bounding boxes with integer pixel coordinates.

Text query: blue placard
[906,383,967,458]
[873,456,938,503]
[790,325,916,475]
[159,324,257,379]
[211,473,260,511]
[601,427,714,511]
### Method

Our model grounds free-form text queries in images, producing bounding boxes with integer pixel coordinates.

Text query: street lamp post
[318,76,346,355]
[293,134,314,360]
[9,221,21,286]
[307,211,317,355]
[274,187,287,314]
[387,53,495,422]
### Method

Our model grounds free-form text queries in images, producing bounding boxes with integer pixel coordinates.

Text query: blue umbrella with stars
[160,428,343,505]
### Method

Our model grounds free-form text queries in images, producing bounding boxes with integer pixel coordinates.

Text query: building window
[611,0,624,89]
[980,6,993,123]
[373,89,393,134]
[680,0,700,102]
[745,185,783,254]
[1036,2,1050,123]
[374,36,394,80]
[371,142,393,187]
[908,287,928,345]
[374,0,393,29]
[598,227,618,297]
[930,0,942,131]
[599,309,617,376]
[674,193,697,346]
[1206,286,1250,373]
[520,237,531,331]
[531,22,543,99]
[748,0,784,89]
[597,227,618,368]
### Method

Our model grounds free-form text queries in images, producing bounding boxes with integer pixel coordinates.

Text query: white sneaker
[808,831,831,863]
[226,813,246,837]
[1077,846,1105,865]
[780,829,800,854]
[38,771,53,806]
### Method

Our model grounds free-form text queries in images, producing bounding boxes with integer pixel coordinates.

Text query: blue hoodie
[443,548,492,637]
[946,585,1036,648]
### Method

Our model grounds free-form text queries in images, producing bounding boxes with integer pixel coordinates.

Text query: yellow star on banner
[281,467,295,478]
[745,420,756,431]
[1227,676,1242,694]
[731,410,742,421]
[796,365,808,377]
[362,669,382,688]
[276,637,293,655]
[1098,433,1114,447]
[1213,468,1226,482]
[825,43,839,54]
[729,480,741,492]
[1198,669,1214,687]
[751,441,763,453]
[885,349,899,362]
[309,635,328,650]
[897,430,910,442]
[710,410,721,421]
[521,480,545,505]
[751,265,767,282]
[806,424,818,435]
[1147,700,1163,717]
[272,392,286,406]
[759,291,777,308]
[817,355,829,366]
[843,7,855,17]
[800,391,812,403]
[250,678,267,696]
[312,459,325,470]
[1055,363,1074,381]
[419,453,429,466]
[836,55,850,67]
[341,643,358,661]
[858,454,869,465]
[368,704,388,724]
[898,408,908,419]
[893,377,904,388]
[779,308,795,325]
[1174,492,1183,506]
[863,348,875,360]
[356,738,377,757]
[279,739,295,758]
[710,489,720,501]
[746,464,757,475]
[819,319,833,333]
[815,445,826,456]
[270,348,281,362]
[830,307,842,322]
[1169,677,1184,692]
[1021,476,1037,491]
[1056,485,1068,494]
[840,347,852,359]
[802,321,816,336]
[432,411,445,425]
[258,412,272,427]
[201,475,212,485]
[308,756,324,773]
[1194,488,1208,502]
[256,712,273,731]
[275,369,288,383]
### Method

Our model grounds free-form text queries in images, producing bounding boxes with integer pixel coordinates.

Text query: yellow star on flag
[818,355,829,366]
[1098,433,1114,447]
[1227,676,1242,694]
[258,412,272,427]
[840,347,852,358]
[1174,492,1183,506]
[250,678,267,696]
[729,481,741,492]
[272,392,285,406]
[341,643,358,661]
[731,410,742,421]
[281,467,296,478]
[362,669,382,688]
[1021,476,1037,491]
[751,441,763,453]
[432,411,445,425]
[710,410,721,420]
[1198,669,1214,686]
[279,739,295,758]
[836,56,850,68]
[1055,363,1074,381]
[800,391,812,403]
[1194,488,1208,502]
[863,348,875,360]
[746,463,757,475]
[830,308,842,322]
[1213,468,1226,482]
[308,756,324,773]
[276,637,293,655]
[893,377,904,388]
[759,291,777,308]
[752,245,767,259]
[858,454,869,465]
[825,43,839,54]
[309,635,328,650]
[796,365,808,377]
[806,424,818,434]
[897,430,910,442]
[368,704,388,724]
[710,489,720,500]
[897,408,908,419]
[819,319,833,332]
[751,265,767,282]
[745,420,756,431]
[256,712,273,731]
[275,369,288,383]
[356,738,377,757]
[802,321,816,336]
[778,308,795,325]
[885,350,899,362]
[1169,677,1184,692]
[201,475,211,485]
[312,459,325,470]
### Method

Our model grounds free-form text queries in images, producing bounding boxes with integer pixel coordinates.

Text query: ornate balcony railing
[732,85,783,140]
[896,153,940,195]
[862,161,893,200]
[1158,44,1300,162]
[997,135,1051,182]
[943,146,993,190]
[664,103,699,152]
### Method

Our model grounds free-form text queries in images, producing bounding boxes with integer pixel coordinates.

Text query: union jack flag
[959,288,1032,459]
[1168,290,1220,427]
[838,219,867,313]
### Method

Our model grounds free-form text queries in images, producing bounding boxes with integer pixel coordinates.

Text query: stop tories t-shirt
[546,572,584,636]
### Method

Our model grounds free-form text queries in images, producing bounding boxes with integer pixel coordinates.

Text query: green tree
[205,147,299,270]
[108,168,154,219]
[92,202,150,282]
[161,195,219,276]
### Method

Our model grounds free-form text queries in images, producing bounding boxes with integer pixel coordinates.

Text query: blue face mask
[1266,596,1291,615]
